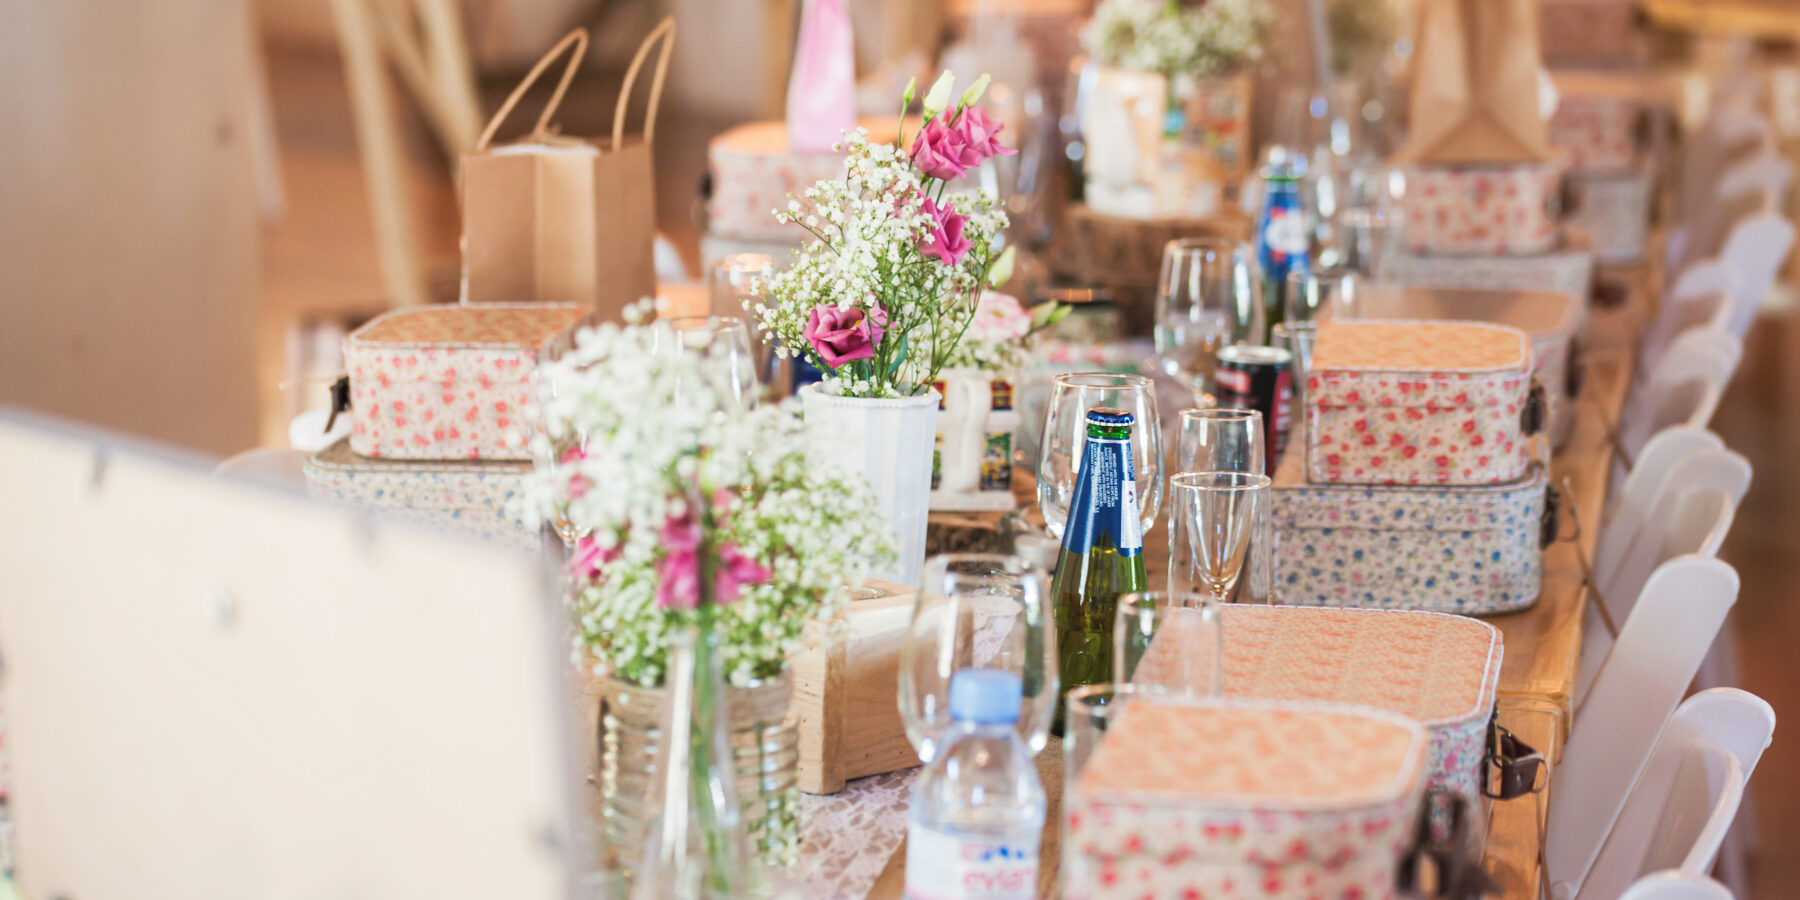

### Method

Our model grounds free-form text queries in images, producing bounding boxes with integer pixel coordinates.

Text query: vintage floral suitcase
[1571,170,1653,263]
[344,303,588,460]
[1065,698,1427,899]
[1275,420,1549,615]
[303,438,536,547]
[1307,320,1545,485]
[1400,161,1565,256]
[1127,605,1502,811]
[1358,286,1584,448]
[1377,238,1594,302]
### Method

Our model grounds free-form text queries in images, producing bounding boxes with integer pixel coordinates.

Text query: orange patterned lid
[1076,700,1426,807]
[348,304,588,349]
[1311,320,1528,372]
[1129,606,1500,725]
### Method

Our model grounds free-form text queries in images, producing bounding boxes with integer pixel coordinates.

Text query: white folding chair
[1598,426,1725,575]
[1580,447,1751,702]
[1547,557,1740,900]
[1654,206,1792,363]
[1617,330,1742,477]
[1620,871,1736,900]
[1577,689,1775,900]
[1669,108,1772,269]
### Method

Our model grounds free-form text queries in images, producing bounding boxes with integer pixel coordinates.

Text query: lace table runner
[797,767,919,899]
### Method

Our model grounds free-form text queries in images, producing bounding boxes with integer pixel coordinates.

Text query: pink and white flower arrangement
[748,70,1018,399]
[523,303,894,687]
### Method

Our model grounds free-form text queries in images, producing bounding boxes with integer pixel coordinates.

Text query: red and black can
[1215,345,1292,473]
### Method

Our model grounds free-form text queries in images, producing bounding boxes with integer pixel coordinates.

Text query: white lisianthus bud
[988,245,1016,287]
[959,74,991,108]
[901,76,917,109]
[922,71,956,117]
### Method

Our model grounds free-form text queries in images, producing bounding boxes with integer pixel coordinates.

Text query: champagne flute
[1176,407,1264,475]
[1037,373,1162,541]
[1154,238,1257,404]
[899,554,1057,763]
[653,315,762,408]
[1112,592,1223,698]
[1168,472,1270,605]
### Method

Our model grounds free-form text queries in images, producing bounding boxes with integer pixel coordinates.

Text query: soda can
[1214,345,1292,473]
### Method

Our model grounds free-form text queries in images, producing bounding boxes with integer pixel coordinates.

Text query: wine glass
[1037,373,1163,541]
[1154,238,1256,404]
[709,254,783,389]
[1287,266,1359,324]
[1168,472,1270,605]
[531,364,590,547]
[1112,592,1223,698]
[899,554,1057,763]
[1176,407,1264,475]
[653,315,761,408]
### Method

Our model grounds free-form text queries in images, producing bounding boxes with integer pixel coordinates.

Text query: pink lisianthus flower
[655,509,703,610]
[919,197,973,266]
[952,106,1016,165]
[805,304,888,368]
[713,543,772,605]
[909,115,978,180]
[968,291,1033,342]
[566,533,621,580]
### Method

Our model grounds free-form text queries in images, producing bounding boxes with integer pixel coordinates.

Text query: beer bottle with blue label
[1050,407,1148,716]
[1256,156,1310,338]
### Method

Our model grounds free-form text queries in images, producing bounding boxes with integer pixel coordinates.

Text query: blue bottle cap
[1085,407,1134,427]
[949,668,1023,726]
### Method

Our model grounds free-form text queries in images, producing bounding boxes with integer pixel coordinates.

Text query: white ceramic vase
[800,384,940,586]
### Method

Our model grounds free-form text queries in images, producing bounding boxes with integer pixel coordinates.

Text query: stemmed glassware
[652,315,762,408]
[1168,472,1270,604]
[899,554,1057,764]
[708,254,782,389]
[1176,407,1265,476]
[531,364,590,547]
[1154,238,1257,404]
[1113,592,1223,699]
[1037,372,1163,541]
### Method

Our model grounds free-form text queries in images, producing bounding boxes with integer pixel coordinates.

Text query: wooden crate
[790,579,922,794]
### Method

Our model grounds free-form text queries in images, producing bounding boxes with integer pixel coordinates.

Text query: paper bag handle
[611,17,677,152]
[476,28,590,151]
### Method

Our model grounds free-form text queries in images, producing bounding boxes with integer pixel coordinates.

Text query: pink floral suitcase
[1274,419,1550,615]
[1570,170,1653,263]
[1358,286,1584,448]
[1065,698,1427,899]
[1400,161,1565,257]
[1377,239,1594,302]
[302,438,536,548]
[1306,320,1545,485]
[344,303,588,460]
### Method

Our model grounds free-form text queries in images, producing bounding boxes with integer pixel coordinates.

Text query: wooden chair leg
[329,0,428,308]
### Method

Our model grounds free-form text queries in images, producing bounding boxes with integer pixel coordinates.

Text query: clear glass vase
[599,665,799,878]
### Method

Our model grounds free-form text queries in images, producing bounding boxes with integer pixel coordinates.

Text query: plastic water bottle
[905,668,1046,900]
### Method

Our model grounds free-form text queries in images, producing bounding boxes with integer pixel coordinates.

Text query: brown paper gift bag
[1394,0,1551,165]
[460,21,674,318]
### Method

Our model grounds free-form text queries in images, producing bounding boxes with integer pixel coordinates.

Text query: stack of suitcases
[1551,71,1667,265]
[301,304,592,548]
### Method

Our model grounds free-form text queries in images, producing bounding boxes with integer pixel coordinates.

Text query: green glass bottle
[1050,407,1149,721]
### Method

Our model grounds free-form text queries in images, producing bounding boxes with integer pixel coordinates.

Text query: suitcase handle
[1519,380,1548,436]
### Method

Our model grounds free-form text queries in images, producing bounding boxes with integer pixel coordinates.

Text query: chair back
[1597,427,1724,585]
[1619,871,1735,900]
[1548,556,1739,899]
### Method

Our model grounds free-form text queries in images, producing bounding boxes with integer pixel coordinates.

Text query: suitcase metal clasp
[1520,381,1549,436]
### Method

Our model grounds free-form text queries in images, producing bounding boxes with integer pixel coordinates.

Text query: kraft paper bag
[461,22,673,319]
[1394,0,1552,165]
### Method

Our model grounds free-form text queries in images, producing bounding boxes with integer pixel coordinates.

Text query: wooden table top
[876,272,1651,899]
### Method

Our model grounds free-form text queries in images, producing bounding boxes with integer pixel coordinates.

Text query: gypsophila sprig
[747,70,1015,399]
[522,305,895,687]
[1084,0,1274,80]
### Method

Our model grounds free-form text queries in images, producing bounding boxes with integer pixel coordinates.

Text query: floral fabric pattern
[1066,700,1426,899]
[1307,321,1537,485]
[1549,95,1640,173]
[707,121,860,243]
[303,438,536,548]
[344,304,587,460]
[1401,163,1563,257]
[1570,171,1653,262]
[1377,244,1594,301]
[1273,425,1547,615]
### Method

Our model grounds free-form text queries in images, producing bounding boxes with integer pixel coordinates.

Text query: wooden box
[791,579,922,794]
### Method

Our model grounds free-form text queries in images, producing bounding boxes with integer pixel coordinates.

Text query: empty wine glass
[709,254,783,388]
[1169,472,1270,605]
[653,315,761,407]
[899,553,1057,763]
[1113,592,1223,698]
[1176,407,1265,475]
[1154,238,1257,404]
[1286,266,1359,324]
[1037,373,1163,541]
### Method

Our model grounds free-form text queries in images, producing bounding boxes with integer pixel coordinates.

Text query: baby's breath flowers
[522,304,895,687]
[1083,0,1274,80]
[747,70,1017,399]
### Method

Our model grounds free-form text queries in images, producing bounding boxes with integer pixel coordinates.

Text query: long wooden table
[872,279,1649,900]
